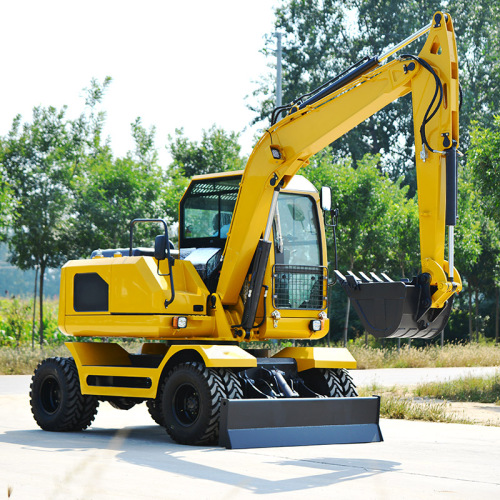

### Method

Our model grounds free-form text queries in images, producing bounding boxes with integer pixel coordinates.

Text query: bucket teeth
[336,270,394,285]
[346,271,362,289]
[334,270,347,283]
[369,272,384,283]
[358,271,372,282]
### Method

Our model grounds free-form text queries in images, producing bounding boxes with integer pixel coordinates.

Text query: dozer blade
[219,396,382,449]
[335,270,454,339]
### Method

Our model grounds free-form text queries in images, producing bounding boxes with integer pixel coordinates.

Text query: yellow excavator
[30,12,461,448]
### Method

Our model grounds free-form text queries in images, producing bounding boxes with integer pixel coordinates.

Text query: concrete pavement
[1,370,500,499]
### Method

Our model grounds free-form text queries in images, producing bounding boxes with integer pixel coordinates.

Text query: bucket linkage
[334,270,454,339]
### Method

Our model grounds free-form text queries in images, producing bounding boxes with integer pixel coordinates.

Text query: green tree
[467,117,500,342]
[0,78,111,344]
[163,126,247,229]
[468,117,500,220]
[304,152,419,277]
[0,173,14,239]
[168,126,246,178]
[72,119,164,256]
[0,108,83,343]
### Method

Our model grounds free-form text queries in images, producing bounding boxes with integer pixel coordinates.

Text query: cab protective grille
[272,265,327,310]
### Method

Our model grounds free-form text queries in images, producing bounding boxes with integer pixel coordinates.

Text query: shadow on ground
[0,425,399,494]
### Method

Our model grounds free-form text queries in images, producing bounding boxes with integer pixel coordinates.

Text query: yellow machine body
[59,177,330,343]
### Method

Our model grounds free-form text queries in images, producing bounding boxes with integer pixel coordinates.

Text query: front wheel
[30,357,98,431]
[160,362,226,445]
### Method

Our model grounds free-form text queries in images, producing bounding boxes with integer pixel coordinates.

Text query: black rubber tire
[300,368,343,397]
[160,362,226,446]
[146,399,165,427]
[30,357,99,431]
[76,393,100,430]
[217,368,243,399]
[332,368,358,397]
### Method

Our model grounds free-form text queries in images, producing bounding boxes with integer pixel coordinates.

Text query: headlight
[309,319,323,332]
[173,316,187,329]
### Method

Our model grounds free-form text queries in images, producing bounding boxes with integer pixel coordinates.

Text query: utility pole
[274,32,283,110]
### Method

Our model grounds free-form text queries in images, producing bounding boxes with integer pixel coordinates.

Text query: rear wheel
[146,399,165,426]
[30,357,98,431]
[217,369,243,400]
[300,368,343,397]
[160,362,226,445]
[332,368,358,397]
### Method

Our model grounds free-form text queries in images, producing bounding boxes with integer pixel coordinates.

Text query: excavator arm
[217,12,461,339]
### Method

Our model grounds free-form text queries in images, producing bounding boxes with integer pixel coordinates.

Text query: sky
[0,0,278,164]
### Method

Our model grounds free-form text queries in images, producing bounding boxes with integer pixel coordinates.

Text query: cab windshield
[180,175,241,248]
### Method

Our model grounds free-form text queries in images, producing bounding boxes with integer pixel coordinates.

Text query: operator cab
[179,172,326,307]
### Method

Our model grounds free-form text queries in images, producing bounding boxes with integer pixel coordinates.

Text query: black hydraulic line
[270,56,379,125]
[253,286,269,329]
[295,56,379,112]
[401,54,444,154]
[332,208,339,271]
[240,239,272,337]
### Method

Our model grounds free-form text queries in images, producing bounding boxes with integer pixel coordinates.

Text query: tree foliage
[167,126,246,178]
[0,106,91,343]
[163,126,246,227]
[72,121,164,256]
[468,117,500,222]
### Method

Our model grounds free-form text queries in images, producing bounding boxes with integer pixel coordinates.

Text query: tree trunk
[496,287,499,346]
[475,286,479,343]
[468,284,473,342]
[39,265,45,346]
[32,265,38,349]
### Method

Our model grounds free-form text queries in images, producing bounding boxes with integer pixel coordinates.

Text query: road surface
[1,369,499,499]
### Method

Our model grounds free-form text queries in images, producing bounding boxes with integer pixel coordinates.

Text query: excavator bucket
[335,270,454,339]
[219,396,383,449]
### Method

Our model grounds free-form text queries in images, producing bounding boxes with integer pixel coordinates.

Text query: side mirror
[320,186,332,212]
[154,235,166,261]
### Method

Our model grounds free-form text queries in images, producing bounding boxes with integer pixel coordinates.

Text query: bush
[0,297,63,347]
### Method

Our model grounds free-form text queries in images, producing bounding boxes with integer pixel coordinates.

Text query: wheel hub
[40,376,61,414]
[173,383,200,426]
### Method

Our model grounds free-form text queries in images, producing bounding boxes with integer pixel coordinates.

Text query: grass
[349,343,500,369]
[0,344,74,375]
[359,375,500,425]
[1,341,500,375]
[414,375,500,404]
[379,395,472,424]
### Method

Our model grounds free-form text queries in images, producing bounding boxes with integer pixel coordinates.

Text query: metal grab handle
[129,218,175,308]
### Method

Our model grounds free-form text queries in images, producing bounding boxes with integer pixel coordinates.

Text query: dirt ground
[446,401,500,426]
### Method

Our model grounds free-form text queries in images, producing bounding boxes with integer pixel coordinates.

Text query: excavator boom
[218,11,461,339]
